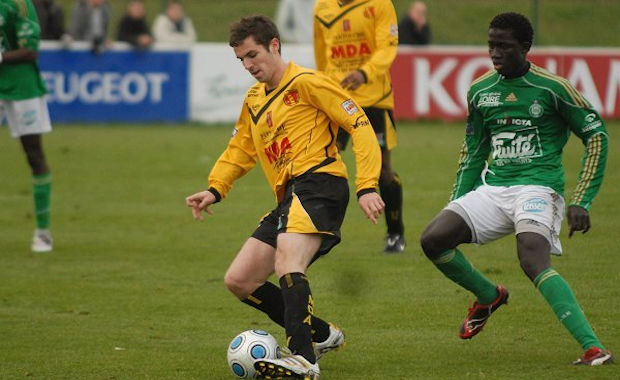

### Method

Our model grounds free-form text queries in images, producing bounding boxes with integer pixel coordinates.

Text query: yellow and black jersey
[314,0,398,109]
[208,62,381,202]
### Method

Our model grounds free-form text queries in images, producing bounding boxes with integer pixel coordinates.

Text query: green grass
[53,0,620,46]
[1,122,618,379]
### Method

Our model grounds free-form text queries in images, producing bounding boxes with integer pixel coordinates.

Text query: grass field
[1,122,618,379]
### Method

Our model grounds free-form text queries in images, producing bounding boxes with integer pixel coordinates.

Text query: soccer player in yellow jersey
[185,16,384,379]
[314,0,406,253]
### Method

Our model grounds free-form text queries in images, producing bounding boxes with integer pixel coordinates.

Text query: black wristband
[356,188,377,199]
[207,187,222,203]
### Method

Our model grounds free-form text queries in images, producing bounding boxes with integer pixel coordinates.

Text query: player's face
[488,28,529,77]
[233,36,280,85]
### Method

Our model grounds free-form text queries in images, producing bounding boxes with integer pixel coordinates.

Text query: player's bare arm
[358,192,385,224]
[567,205,590,237]
[0,47,38,63]
[185,190,216,221]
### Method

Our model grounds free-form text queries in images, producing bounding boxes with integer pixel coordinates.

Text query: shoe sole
[316,340,346,360]
[575,353,614,366]
[255,361,318,379]
[32,247,53,253]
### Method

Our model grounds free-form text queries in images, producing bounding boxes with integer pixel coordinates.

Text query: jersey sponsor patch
[353,115,370,129]
[341,99,358,115]
[477,92,502,108]
[390,24,398,37]
[363,6,376,18]
[491,127,543,166]
[582,112,602,132]
[283,90,300,106]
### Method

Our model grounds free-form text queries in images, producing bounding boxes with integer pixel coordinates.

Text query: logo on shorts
[21,110,38,126]
[523,198,547,212]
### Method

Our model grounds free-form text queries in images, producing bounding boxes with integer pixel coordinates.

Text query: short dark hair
[489,12,533,47]
[229,15,281,54]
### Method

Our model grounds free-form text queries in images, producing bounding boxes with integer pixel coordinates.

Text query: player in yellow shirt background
[186,15,384,379]
[314,0,406,253]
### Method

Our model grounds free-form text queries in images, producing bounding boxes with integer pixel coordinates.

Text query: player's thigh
[274,233,322,276]
[513,186,565,254]
[3,97,51,138]
[447,185,514,244]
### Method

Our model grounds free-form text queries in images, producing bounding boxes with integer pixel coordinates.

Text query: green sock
[433,249,498,304]
[33,173,52,229]
[534,268,603,350]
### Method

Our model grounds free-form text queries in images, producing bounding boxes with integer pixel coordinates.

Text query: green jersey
[452,63,608,211]
[0,0,47,100]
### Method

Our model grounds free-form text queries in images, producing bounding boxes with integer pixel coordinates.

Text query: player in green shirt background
[420,12,612,365]
[1,0,53,252]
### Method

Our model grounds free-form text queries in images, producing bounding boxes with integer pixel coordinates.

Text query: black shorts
[251,173,350,259]
[336,107,397,151]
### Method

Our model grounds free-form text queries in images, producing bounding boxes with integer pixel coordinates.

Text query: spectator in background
[67,0,111,53]
[275,0,314,43]
[117,0,152,49]
[153,0,196,45]
[398,1,431,45]
[33,0,65,40]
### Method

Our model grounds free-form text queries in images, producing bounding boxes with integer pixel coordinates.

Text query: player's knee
[518,256,548,281]
[420,226,443,260]
[517,233,551,280]
[224,271,251,299]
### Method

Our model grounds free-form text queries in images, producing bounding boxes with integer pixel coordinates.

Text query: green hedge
[54,0,620,46]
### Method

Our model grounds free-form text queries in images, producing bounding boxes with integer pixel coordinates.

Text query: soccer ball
[227,329,280,378]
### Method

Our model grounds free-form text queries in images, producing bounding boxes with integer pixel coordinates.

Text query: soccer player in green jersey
[420,12,612,365]
[1,0,53,252]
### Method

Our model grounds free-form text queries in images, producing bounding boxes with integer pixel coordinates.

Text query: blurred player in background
[314,0,406,253]
[420,12,612,365]
[186,15,384,379]
[1,0,54,252]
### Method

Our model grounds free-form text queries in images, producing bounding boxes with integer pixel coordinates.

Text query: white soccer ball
[227,329,280,378]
